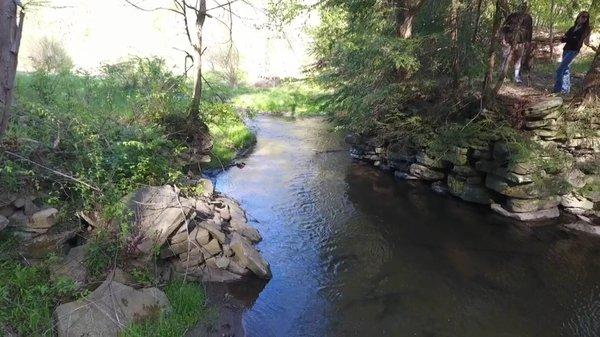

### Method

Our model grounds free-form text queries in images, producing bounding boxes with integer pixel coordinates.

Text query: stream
[214,116,600,337]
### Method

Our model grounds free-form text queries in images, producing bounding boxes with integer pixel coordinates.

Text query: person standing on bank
[499,2,533,85]
[554,11,598,95]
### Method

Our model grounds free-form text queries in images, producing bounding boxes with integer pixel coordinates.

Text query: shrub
[28,37,73,74]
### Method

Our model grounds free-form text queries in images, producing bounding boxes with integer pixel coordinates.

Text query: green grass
[208,120,255,169]
[120,281,209,337]
[0,234,80,336]
[232,80,326,116]
[2,59,255,218]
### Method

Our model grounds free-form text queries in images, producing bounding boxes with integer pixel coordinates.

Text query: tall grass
[232,80,326,116]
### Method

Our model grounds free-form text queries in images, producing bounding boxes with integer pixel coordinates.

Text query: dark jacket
[501,12,533,45]
[562,25,591,52]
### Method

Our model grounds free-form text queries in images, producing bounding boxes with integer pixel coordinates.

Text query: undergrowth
[232,80,326,116]
[120,281,210,337]
[0,234,81,336]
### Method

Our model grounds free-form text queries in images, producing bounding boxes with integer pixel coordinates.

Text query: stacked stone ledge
[0,194,76,258]
[129,183,271,283]
[345,96,599,223]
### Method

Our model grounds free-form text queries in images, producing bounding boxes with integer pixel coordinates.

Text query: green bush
[28,37,73,74]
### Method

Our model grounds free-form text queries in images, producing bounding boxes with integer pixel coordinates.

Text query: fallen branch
[3,150,101,192]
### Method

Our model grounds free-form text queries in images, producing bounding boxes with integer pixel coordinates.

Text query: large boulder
[127,186,196,255]
[229,233,271,279]
[54,280,170,337]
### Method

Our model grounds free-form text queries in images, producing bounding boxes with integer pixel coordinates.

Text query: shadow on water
[215,116,600,337]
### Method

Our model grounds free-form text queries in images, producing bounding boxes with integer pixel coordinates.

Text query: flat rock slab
[409,164,445,181]
[504,196,561,213]
[50,245,88,290]
[491,203,560,221]
[230,233,271,279]
[524,97,563,119]
[564,222,600,237]
[128,185,195,255]
[174,265,244,283]
[54,280,170,337]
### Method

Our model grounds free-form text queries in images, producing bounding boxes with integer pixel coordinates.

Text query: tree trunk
[472,0,484,42]
[394,0,424,38]
[188,0,207,120]
[578,0,600,101]
[0,0,24,141]
[450,0,460,88]
[581,46,600,101]
[549,0,555,59]
[482,0,505,103]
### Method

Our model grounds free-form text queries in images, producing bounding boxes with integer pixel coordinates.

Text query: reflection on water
[215,116,600,337]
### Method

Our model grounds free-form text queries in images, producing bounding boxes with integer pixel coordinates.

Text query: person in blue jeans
[554,11,597,94]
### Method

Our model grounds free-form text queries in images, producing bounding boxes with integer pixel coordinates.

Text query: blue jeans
[554,50,579,94]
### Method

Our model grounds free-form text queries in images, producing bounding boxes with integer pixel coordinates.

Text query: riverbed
[214,116,600,337]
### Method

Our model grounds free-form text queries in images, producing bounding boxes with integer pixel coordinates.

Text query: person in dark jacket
[499,2,533,84]
[554,11,598,94]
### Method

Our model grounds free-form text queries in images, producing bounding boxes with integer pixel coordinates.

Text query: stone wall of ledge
[346,97,599,222]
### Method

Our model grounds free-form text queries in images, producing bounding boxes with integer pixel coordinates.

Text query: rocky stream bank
[347,97,600,233]
[0,178,270,336]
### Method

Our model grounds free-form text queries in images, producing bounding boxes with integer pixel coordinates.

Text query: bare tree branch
[124,0,182,14]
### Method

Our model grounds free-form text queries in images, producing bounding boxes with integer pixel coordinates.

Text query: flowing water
[214,116,600,337]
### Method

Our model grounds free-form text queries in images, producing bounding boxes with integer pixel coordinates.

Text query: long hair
[574,11,592,37]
